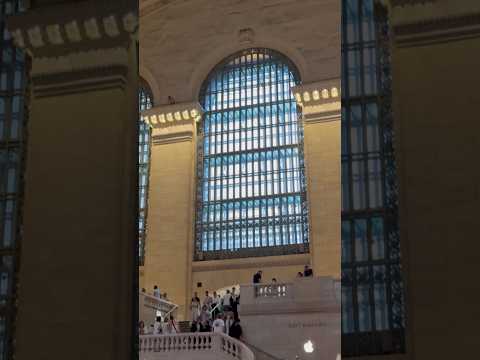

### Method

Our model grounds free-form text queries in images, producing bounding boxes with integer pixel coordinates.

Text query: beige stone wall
[143,135,196,318]
[304,119,341,278]
[140,0,340,103]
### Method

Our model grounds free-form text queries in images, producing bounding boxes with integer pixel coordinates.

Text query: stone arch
[139,63,160,106]
[188,38,308,102]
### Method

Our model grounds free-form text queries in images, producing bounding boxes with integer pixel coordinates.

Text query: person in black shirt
[229,318,243,340]
[304,265,313,277]
[253,270,263,284]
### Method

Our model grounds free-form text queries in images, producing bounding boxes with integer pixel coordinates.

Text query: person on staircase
[167,315,178,334]
[198,305,211,332]
[211,291,219,318]
[231,287,240,320]
[229,317,243,340]
[225,313,233,336]
[222,289,233,313]
[203,290,213,310]
[212,313,225,334]
[190,292,201,322]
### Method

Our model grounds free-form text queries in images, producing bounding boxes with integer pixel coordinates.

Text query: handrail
[140,292,177,308]
[209,302,221,316]
[164,304,178,319]
[140,332,255,360]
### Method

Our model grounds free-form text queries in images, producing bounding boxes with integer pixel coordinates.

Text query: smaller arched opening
[138,79,154,266]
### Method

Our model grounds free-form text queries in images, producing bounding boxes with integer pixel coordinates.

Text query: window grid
[341,0,405,356]
[0,1,28,359]
[138,84,153,266]
[196,48,309,260]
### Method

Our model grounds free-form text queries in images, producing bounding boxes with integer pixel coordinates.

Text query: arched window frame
[195,48,310,261]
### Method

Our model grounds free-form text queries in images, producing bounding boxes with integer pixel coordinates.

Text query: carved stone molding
[386,0,480,46]
[141,101,203,128]
[7,2,137,58]
[292,79,341,124]
[238,28,255,45]
[7,2,138,97]
[141,101,204,145]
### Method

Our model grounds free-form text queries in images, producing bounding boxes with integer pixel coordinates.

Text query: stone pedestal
[7,2,138,359]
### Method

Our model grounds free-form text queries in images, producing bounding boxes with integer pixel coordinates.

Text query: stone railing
[240,277,340,315]
[139,333,255,360]
[253,283,289,298]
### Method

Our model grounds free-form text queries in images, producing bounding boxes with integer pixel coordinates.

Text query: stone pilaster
[141,101,203,320]
[293,79,341,279]
[7,2,138,360]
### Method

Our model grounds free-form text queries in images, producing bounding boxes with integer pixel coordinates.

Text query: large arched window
[195,48,309,260]
[138,81,153,265]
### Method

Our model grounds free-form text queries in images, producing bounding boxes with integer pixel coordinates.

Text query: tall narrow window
[196,48,309,260]
[138,81,153,265]
[341,0,405,356]
[0,1,27,358]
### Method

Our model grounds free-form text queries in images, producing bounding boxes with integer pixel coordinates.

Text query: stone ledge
[293,79,341,122]
[7,2,137,58]
[141,102,203,129]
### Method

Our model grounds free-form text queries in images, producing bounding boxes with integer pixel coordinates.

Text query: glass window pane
[197,49,308,258]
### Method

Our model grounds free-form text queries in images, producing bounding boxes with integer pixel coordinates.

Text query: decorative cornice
[292,79,341,123]
[390,0,436,7]
[386,0,480,46]
[7,2,137,59]
[141,102,203,129]
[393,12,480,47]
[142,102,203,145]
[31,65,128,98]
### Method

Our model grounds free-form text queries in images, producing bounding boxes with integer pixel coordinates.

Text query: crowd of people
[139,314,179,335]
[188,287,243,339]
[139,265,314,340]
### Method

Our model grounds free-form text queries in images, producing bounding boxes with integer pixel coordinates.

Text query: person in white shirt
[212,314,225,333]
[223,289,232,312]
[153,285,161,298]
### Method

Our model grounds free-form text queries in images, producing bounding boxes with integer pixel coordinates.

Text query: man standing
[304,265,313,277]
[203,290,213,309]
[229,318,243,340]
[231,287,239,319]
[253,270,262,283]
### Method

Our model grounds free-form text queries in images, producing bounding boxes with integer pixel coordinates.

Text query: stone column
[141,103,203,320]
[7,3,138,360]
[293,80,341,279]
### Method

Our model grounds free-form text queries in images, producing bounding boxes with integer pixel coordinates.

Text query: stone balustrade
[253,283,290,298]
[139,333,255,360]
[240,277,341,314]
